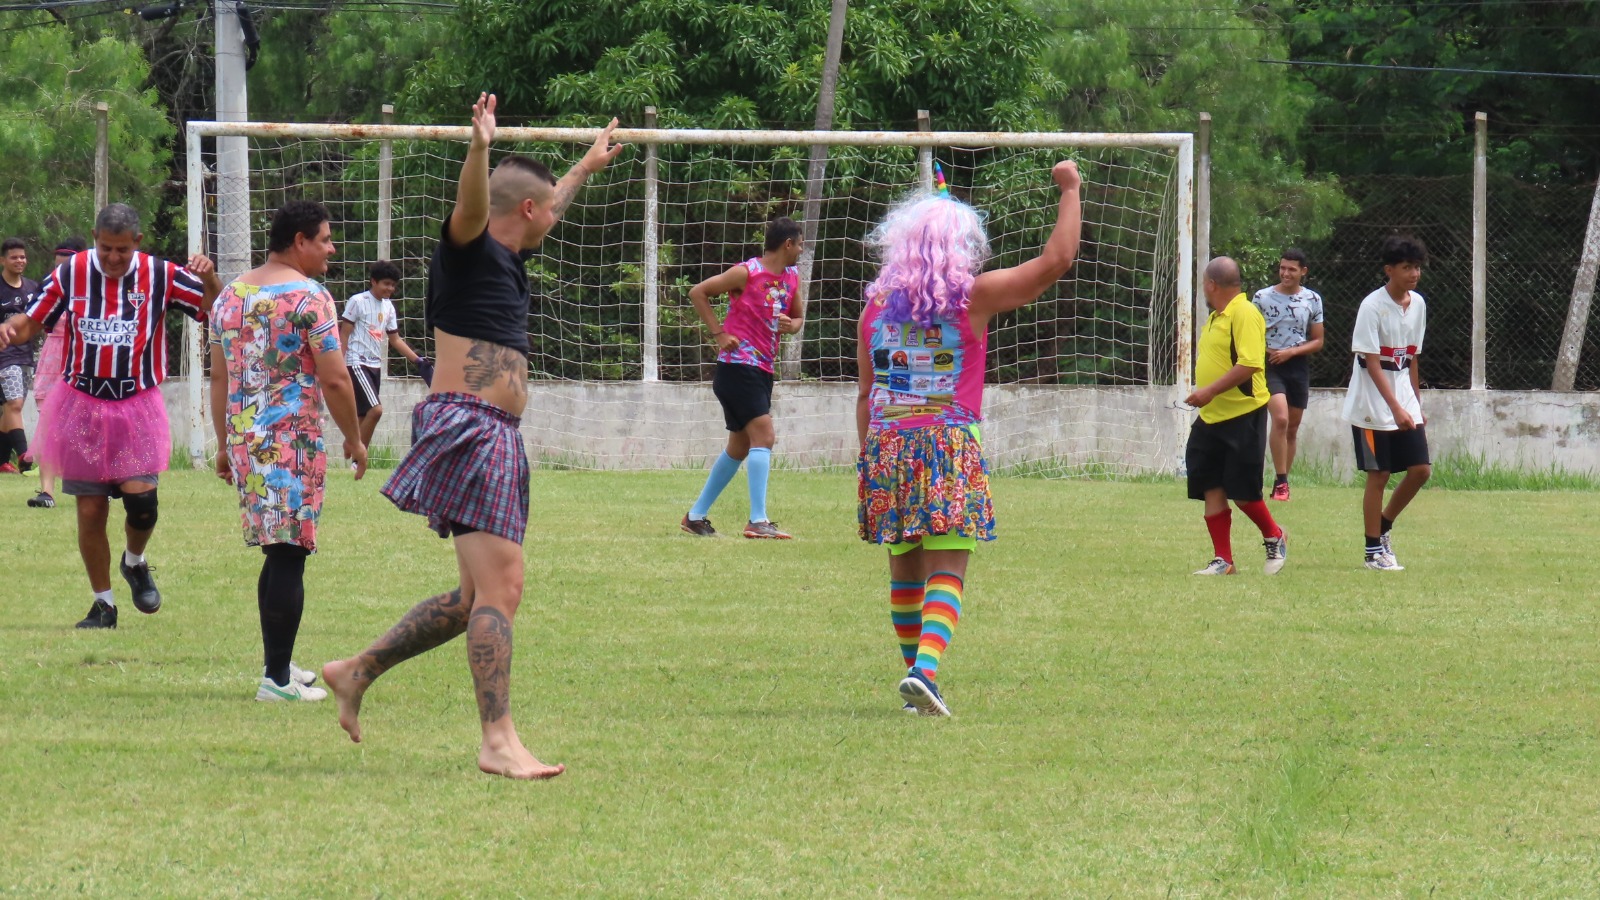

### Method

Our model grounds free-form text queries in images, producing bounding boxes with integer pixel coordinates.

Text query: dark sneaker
[16,452,32,474]
[898,667,951,717]
[743,520,792,540]
[121,560,162,614]
[680,514,717,537]
[27,491,55,508]
[75,599,117,629]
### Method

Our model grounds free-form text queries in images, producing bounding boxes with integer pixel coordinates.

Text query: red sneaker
[0,462,18,475]
[1270,481,1290,502]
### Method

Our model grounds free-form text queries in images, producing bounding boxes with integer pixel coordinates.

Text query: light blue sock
[747,447,772,522]
[689,451,742,520]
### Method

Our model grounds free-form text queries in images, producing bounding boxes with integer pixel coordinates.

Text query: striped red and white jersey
[26,249,207,399]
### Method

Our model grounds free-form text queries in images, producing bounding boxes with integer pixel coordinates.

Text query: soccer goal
[180,121,1193,476]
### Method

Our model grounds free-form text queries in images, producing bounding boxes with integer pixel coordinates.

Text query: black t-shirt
[426,216,531,353]
[0,276,39,369]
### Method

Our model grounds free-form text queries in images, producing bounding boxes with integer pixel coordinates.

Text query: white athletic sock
[94,589,116,609]
[123,549,145,567]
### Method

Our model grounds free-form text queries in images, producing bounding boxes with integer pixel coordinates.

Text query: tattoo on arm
[462,340,527,397]
[468,607,513,724]
[358,588,470,680]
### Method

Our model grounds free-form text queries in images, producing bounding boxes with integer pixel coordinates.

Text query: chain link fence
[1296,174,1599,391]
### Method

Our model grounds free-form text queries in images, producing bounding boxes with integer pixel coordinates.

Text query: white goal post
[181,121,1193,476]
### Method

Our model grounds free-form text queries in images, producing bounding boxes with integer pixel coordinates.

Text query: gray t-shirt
[1251,285,1324,352]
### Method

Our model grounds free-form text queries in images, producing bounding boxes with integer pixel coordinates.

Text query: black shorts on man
[1264,356,1310,409]
[349,365,383,418]
[712,361,773,432]
[1186,406,1268,502]
[1352,424,1429,473]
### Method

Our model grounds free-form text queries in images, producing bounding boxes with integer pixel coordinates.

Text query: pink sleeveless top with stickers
[861,298,986,430]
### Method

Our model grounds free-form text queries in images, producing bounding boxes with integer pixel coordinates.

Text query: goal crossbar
[186,120,1194,151]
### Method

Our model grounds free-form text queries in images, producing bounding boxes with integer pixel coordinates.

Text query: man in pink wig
[855,161,1082,716]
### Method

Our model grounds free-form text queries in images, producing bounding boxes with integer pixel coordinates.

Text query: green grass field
[5,469,1600,896]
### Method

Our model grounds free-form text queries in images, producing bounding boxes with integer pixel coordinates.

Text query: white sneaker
[255,677,328,702]
[1264,531,1287,575]
[1380,533,1400,568]
[1192,557,1236,575]
[263,663,317,687]
[1364,552,1404,572]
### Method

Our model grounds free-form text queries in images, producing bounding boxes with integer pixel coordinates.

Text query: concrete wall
[26,378,1600,476]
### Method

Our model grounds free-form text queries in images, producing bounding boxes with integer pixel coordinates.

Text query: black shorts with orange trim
[1351,424,1429,473]
[1185,406,1267,502]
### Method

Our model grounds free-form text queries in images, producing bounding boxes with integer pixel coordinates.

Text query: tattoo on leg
[462,340,527,398]
[357,588,469,681]
[468,607,513,724]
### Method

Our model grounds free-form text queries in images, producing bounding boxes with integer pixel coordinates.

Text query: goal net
[182,122,1193,476]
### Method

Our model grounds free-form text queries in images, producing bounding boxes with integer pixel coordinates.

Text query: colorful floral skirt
[857,423,995,546]
[225,429,328,551]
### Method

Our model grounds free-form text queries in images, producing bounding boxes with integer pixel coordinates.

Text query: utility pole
[214,0,251,283]
[786,0,848,381]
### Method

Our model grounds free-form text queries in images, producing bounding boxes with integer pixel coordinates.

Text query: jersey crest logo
[126,290,148,308]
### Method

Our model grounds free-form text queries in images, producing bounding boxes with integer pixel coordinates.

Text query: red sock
[1204,509,1233,562]
[1235,500,1282,539]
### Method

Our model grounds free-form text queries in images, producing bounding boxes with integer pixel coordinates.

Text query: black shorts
[711,361,774,432]
[1265,356,1310,409]
[349,365,382,417]
[1352,424,1430,473]
[1186,406,1268,501]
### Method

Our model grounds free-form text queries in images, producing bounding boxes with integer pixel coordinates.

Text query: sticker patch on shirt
[78,317,138,348]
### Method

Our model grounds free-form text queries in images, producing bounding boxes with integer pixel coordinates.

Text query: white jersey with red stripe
[1342,285,1426,431]
[26,249,206,399]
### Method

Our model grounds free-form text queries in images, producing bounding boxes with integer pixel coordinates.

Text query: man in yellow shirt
[1184,257,1286,575]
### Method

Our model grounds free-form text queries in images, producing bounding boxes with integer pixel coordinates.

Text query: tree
[1034,0,1354,279]
[401,0,1062,129]
[0,23,173,278]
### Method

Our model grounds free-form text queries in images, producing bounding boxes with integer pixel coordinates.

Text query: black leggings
[259,544,311,686]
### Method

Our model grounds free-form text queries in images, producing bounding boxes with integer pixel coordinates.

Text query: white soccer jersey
[342,291,397,367]
[1342,286,1427,431]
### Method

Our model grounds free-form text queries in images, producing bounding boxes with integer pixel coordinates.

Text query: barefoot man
[323,94,623,779]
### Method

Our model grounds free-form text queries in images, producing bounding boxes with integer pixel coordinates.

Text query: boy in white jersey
[341,260,426,449]
[1342,235,1431,571]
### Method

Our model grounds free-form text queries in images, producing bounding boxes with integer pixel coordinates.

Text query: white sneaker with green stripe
[255,676,328,702]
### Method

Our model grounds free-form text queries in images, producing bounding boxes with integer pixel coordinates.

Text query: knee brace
[122,489,159,532]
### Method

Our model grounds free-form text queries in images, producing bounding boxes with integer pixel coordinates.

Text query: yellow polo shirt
[1196,293,1269,424]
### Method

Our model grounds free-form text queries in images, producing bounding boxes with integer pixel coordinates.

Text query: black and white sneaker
[680,513,717,537]
[27,491,54,508]
[75,599,117,629]
[121,560,161,614]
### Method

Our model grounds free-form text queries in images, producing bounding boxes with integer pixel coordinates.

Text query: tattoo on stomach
[463,340,527,398]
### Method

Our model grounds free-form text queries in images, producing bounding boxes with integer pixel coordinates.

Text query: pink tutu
[39,386,171,482]
[33,327,66,404]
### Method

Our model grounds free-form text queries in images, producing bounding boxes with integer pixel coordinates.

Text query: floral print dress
[209,280,342,551]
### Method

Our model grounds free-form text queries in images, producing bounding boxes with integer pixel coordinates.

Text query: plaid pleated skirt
[382,392,530,543]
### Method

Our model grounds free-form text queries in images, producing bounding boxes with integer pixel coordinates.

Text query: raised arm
[969,161,1082,325]
[550,118,626,223]
[688,264,749,356]
[447,93,497,247]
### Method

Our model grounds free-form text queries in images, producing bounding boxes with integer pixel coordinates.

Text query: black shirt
[426,216,531,353]
[0,276,39,369]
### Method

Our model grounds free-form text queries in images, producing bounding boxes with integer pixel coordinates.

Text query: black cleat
[680,513,717,537]
[27,491,55,508]
[76,599,118,629]
[121,560,162,614]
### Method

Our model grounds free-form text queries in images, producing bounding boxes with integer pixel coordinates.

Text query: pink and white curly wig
[865,193,991,328]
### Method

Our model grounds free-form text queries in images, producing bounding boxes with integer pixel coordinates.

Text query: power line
[1259,58,1600,80]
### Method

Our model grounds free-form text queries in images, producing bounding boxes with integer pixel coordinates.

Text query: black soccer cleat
[121,560,162,614]
[75,599,117,630]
